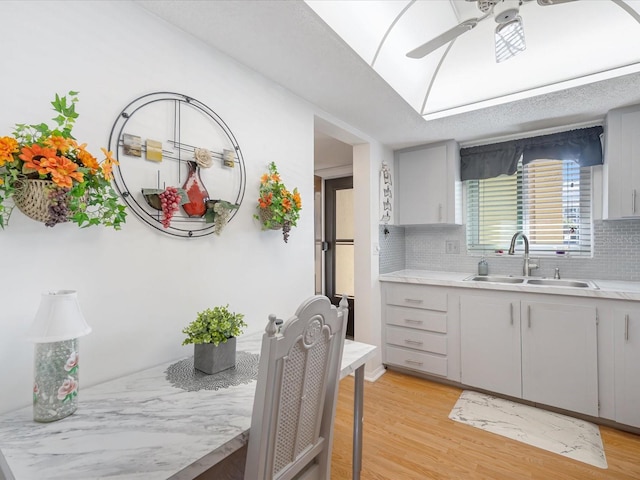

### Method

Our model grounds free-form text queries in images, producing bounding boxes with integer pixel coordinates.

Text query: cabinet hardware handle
[510,303,514,325]
[625,314,630,341]
[438,203,443,222]
[404,298,423,304]
[527,305,531,328]
[404,339,424,345]
[634,190,637,215]
[405,359,424,366]
[404,319,424,324]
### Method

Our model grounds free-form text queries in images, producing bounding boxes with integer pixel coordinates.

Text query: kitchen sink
[464,275,525,284]
[526,278,598,289]
[464,275,598,289]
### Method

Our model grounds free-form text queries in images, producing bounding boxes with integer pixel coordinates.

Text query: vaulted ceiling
[137,0,640,149]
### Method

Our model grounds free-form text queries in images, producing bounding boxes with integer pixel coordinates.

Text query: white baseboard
[365,365,386,383]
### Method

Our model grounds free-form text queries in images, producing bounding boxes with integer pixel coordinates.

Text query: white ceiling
[308,0,640,120]
[136,0,640,151]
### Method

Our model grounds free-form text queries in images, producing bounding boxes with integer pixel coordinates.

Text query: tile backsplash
[379,220,640,281]
[379,224,405,274]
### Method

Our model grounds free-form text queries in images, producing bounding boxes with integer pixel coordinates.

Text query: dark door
[324,176,354,339]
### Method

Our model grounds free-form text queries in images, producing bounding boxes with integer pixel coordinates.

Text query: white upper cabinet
[604,103,640,219]
[395,140,461,225]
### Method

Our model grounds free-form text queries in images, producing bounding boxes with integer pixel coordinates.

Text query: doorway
[324,176,354,338]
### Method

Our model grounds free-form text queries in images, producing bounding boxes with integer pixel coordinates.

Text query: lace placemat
[165,351,260,391]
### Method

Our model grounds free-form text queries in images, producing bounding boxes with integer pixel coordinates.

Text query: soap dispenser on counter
[478,257,489,276]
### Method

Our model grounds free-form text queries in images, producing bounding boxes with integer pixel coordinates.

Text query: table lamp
[27,290,91,422]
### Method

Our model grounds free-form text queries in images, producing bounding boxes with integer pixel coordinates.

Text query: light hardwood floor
[331,370,640,480]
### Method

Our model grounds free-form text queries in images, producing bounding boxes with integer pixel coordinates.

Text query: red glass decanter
[181,161,210,217]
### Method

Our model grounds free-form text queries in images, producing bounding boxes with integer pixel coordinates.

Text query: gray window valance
[460,126,603,181]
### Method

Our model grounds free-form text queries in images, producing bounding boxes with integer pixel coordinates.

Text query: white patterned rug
[449,390,607,469]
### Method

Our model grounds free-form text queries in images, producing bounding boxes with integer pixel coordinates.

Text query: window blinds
[466,158,592,255]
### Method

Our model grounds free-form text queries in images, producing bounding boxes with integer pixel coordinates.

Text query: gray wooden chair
[244,295,349,480]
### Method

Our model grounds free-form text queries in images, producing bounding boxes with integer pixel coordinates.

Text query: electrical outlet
[445,240,460,254]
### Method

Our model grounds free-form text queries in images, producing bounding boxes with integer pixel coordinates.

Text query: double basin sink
[464,275,598,289]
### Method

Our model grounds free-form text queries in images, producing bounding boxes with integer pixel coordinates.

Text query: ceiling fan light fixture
[495,16,526,63]
[495,7,520,24]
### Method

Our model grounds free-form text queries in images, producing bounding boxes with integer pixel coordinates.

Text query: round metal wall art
[108,92,246,237]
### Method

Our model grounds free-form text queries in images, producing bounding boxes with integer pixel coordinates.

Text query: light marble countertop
[380,269,640,301]
[0,333,377,480]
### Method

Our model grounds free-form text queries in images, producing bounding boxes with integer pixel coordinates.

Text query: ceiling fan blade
[537,0,577,5]
[406,18,478,59]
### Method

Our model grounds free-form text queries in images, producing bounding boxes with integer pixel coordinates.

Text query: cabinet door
[614,307,640,427]
[605,105,640,218]
[397,145,446,224]
[460,295,521,398]
[396,142,460,225]
[522,302,598,416]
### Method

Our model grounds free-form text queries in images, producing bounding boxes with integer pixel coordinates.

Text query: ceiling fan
[406,0,577,63]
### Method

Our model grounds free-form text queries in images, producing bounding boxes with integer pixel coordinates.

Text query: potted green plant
[182,305,247,374]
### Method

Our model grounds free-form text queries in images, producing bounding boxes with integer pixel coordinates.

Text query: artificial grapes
[46,187,71,227]
[282,221,291,243]
[213,202,231,235]
[159,187,181,228]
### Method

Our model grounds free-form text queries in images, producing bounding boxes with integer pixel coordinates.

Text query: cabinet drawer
[386,326,446,355]
[386,305,447,333]
[385,284,447,311]
[385,345,448,377]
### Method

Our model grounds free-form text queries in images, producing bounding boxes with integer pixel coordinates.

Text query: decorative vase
[194,337,236,374]
[33,339,80,422]
[13,179,58,224]
[28,290,91,423]
[182,161,209,217]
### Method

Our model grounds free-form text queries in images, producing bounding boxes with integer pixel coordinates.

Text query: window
[466,158,592,255]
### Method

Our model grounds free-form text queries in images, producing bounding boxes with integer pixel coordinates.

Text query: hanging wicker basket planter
[255,163,301,243]
[13,179,58,224]
[257,208,293,242]
[258,208,283,230]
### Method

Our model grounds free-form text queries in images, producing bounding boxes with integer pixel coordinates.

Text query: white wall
[354,143,390,380]
[0,1,318,414]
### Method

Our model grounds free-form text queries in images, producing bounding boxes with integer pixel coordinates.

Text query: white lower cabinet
[613,306,640,427]
[460,293,598,416]
[382,279,640,426]
[522,301,598,417]
[382,283,450,378]
[460,295,521,398]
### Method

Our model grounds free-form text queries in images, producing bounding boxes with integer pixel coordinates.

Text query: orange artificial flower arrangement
[255,162,301,242]
[0,91,126,229]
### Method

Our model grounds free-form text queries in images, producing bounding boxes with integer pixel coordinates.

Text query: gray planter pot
[193,337,236,374]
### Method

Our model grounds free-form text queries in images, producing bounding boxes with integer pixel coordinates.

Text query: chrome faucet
[508,232,539,276]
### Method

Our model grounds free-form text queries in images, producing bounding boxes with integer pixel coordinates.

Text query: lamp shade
[27,290,91,343]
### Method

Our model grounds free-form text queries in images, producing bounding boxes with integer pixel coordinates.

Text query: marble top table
[0,333,377,480]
